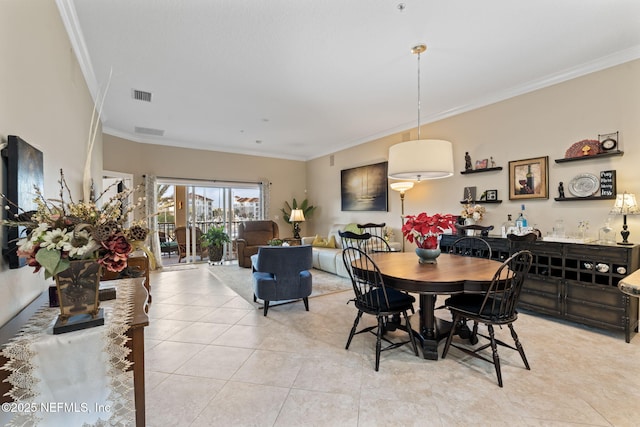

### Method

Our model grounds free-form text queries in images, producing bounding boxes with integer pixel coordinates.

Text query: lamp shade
[610,193,640,215]
[289,209,305,222]
[388,139,454,180]
[390,181,414,194]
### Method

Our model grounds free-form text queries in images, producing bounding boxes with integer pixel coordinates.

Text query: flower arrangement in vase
[2,170,149,325]
[401,212,456,249]
[1,169,147,279]
[460,203,486,222]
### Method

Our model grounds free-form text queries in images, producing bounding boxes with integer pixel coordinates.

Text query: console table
[282,237,302,246]
[440,235,639,342]
[0,277,149,426]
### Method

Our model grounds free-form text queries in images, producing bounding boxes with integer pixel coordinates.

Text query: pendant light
[388,44,454,181]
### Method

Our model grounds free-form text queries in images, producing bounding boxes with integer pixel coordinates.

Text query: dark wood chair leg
[487,324,503,387]
[509,323,530,370]
[346,311,363,349]
[303,297,309,311]
[441,313,459,359]
[403,310,419,356]
[375,316,384,371]
[263,301,270,316]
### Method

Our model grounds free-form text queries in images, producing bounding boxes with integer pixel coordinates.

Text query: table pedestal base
[408,315,452,360]
[409,294,479,360]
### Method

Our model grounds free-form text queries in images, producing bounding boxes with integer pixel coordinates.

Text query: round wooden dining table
[370,252,504,360]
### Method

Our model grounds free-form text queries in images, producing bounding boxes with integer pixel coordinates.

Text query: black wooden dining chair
[341,247,419,371]
[441,250,533,387]
[442,236,494,339]
[338,230,371,250]
[339,230,391,253]
[357,222,386,239]
[449,236,493,259]
[506,232,538,242]
[456,224,494,237]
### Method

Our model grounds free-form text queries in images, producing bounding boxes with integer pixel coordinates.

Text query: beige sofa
[302,223,400,278]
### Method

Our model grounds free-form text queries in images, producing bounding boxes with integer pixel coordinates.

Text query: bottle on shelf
[515,204,528,232]
[501,214,516,238]
[526,164,534,193]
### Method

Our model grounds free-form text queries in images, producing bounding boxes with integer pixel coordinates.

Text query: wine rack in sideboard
[439,235,639,342]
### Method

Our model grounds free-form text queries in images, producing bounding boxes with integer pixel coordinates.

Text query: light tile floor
[145,263,640,426]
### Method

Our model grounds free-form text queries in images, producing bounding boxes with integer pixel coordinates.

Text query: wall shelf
[555,150,624,163]
[554,195,616,202]
[460,166,503,175]
[460,200,502,204]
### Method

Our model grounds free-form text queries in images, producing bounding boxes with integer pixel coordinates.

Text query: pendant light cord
[417,50,421,140]
[412,44,426,140]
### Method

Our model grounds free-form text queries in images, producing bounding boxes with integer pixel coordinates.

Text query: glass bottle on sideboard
[515,204,528,232]
[501,214,516,237]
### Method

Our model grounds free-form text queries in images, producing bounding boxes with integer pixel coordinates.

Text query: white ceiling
[59,0,640,161]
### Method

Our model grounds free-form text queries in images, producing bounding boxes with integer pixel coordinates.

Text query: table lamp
[289,209,305,239]
[610,192,639,245]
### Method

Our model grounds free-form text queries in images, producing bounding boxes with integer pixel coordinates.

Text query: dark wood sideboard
[440,235,640,342]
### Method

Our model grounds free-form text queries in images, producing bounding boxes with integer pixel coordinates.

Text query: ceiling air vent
[134,126,165,136]
[132,89,152,102]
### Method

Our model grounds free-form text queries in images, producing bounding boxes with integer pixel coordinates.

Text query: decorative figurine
[558,182,565,198]
[464,152,472,171]
[490,157,495,168]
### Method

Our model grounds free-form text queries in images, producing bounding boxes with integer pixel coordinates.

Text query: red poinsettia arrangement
[402,212,456,249]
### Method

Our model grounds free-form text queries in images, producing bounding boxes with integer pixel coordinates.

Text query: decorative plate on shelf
[564,139,601,158]
[568,173,600,197]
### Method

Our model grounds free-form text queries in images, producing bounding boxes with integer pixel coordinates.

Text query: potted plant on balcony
[201,226,230,263]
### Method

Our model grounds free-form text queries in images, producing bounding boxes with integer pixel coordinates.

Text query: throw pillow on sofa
[312,235,337,248]
[343,223,361,234]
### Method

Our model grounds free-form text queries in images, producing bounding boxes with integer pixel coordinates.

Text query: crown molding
[56,0,99,102]
[310,46,640,161]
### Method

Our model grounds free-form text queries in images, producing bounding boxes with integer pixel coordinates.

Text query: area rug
[159,263,201,272]
[207,263,351,307]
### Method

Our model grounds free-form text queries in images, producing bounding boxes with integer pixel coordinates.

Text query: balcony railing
[158,220,245,240]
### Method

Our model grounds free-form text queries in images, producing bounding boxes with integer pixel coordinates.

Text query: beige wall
[307,60,640,247]
[2,1,639,328]
[103,135,308,236]
[107,60,640,250]
[0,1,103,325]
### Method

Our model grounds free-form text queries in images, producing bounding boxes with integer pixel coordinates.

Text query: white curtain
[145,175,163,269]
[260,178,270,219]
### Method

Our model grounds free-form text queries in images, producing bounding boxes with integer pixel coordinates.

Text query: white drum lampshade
[388,139,454,181]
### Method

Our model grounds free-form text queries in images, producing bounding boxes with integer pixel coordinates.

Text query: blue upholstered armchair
[252,245,313,316]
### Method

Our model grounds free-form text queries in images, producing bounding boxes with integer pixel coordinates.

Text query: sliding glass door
[156,179,265,263]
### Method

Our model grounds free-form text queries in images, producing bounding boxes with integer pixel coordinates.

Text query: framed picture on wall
[341,161,388,211]
[486,189,498,201]
[1,135,44,268]
[475,159,488,169]
[508,156,549,200]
